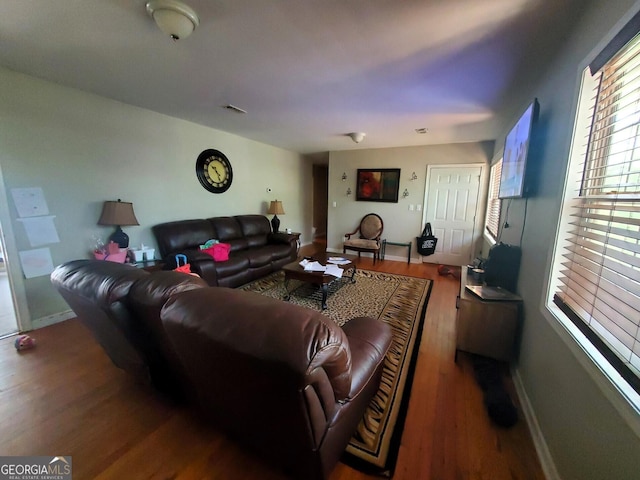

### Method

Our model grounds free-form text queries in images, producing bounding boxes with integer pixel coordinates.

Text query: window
[485,159,503,240]
[550,26,640,401]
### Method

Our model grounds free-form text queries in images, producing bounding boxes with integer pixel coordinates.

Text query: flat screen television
[499,99,539,199]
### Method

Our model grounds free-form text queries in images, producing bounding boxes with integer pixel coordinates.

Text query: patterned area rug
[240,269,432,476]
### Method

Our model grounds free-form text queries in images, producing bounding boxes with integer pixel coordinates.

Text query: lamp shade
[267,200,285,233]
[98,200,139,227]
[267,200,285,215]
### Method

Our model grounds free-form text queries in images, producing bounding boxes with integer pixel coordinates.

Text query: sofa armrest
[268,232,297,246]
[163,249,219,286]
[341,317,392,399]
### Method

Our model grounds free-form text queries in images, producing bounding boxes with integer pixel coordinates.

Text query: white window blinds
[554,32,640,393]
[485,159,503,239]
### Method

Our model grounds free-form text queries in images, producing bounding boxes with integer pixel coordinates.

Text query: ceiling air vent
[415,128,428,134]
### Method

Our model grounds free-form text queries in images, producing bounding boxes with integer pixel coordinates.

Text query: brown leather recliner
[161,288,392,480]
[50,259,208,396]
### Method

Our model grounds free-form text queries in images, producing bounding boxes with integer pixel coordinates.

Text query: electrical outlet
[409,204,415,211]
[416,204,422,211]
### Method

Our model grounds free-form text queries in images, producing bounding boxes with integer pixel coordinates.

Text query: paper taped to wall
[11,187,50,218]
[19,247,54,278]
[17,215,60,247]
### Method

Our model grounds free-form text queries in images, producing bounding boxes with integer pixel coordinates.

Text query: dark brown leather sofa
[50,259,208,394]
[152,214,297,287]
[51,259,392,480]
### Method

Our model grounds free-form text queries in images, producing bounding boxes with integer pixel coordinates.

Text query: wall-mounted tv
[499,99,539,199]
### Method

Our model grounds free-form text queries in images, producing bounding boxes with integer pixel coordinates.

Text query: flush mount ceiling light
[146,0,200,41]
[348,132,366,144]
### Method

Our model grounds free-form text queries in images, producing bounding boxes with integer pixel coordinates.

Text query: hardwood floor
[0,244,545,479]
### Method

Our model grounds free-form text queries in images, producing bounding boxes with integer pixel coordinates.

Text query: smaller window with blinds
[550,22,640,402]
[485,159,503,240]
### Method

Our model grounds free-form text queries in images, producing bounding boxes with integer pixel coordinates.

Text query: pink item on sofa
[202,243,231,261]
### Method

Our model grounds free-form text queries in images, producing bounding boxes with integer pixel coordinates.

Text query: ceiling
[0,0,586,154]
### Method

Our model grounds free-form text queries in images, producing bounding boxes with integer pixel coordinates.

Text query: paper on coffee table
[325,264,343,278]
[327,257,351,265]
[302,260,326,272]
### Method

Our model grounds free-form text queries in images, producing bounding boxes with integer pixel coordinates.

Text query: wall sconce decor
[342,172,347,181]
[402,189,409,198]
[410,172,418,181]
[346,187,352,196]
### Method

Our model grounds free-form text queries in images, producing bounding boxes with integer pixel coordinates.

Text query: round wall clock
[195,149,233,193]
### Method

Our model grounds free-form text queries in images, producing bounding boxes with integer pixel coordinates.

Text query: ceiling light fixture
[146,0,200,41]
[348,132,366,144]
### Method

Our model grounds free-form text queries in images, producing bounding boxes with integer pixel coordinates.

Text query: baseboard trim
[30,310,75,331]
[512,367,560,480]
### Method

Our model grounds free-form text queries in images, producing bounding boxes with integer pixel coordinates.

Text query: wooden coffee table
[281,253,356,310]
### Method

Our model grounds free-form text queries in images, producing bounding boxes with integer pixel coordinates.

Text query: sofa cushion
[267,243,294,261]
[208,217,249,252]
[236,215,271,248]
[344,238,379,250]
[234,248,271,268]
[152,219,217,258]
[215,255,250,277]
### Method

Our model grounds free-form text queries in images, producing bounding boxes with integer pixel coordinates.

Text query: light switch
[416,204,422,211]
[332,201,337,208]
[409,204,415,211]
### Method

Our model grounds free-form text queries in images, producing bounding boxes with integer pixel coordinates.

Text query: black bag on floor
[417,223,437,256]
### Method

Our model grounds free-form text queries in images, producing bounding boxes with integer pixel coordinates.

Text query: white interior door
[422,165,482,266]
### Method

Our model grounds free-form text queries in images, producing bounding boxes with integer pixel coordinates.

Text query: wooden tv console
[455,269,522,363]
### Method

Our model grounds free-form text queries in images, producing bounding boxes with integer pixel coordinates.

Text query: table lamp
[97,199,139,248]
[267,200,285,233]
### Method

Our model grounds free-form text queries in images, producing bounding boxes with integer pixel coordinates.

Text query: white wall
[0,68,311,328]
[328,142,494,261]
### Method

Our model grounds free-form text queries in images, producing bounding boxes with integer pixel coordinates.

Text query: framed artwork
[356,168,401,202]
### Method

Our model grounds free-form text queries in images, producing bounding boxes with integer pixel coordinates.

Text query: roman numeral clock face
[196,149,233,193]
